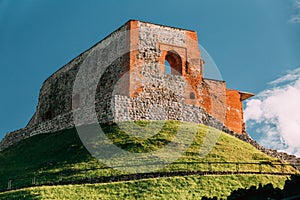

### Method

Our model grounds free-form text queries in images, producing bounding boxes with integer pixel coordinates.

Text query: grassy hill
[0,120,297,199]
[0,175,289,199]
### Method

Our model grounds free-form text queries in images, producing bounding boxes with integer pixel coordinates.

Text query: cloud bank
[290,0,300,23]
[244,67,300,156]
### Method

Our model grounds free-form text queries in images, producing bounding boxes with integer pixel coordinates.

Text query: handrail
[0,161,299,192]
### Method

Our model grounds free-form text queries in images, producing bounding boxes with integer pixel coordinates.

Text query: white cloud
[244,67,300,156]
[290,0,300,23]
[290,15,300,23]
[269,68,300,85]
[295,0,300,8]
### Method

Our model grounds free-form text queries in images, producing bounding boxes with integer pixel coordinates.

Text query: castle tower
[25,20,252,133]
[0,20,254,151]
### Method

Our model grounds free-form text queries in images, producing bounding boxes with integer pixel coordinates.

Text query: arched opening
[164,51,182,75]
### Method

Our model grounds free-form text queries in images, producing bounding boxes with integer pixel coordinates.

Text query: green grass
[0,120,297,198]
[0,175,289,199]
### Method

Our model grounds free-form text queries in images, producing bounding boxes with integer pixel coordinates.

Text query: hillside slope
[0,121,297,198]
[0,175,290,199]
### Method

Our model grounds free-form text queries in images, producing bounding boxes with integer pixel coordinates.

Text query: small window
[43,110,52,121]
[190,92,195,99]
[164,51,182,75]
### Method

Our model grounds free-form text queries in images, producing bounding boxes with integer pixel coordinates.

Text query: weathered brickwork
[0,20,254,151]
[225,89,245,133]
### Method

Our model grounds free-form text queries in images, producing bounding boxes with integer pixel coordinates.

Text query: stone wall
[228,130,300,170]
[0,20,131,151]
[0,112,74,151]
[225,89,245,133]
[1,20,249,152]
[130,21,249,135]
[29,51,86,127]
[204,79,226,123]
[29,21,130,127]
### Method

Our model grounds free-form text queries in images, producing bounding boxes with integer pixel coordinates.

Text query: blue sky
[0,0,300,154]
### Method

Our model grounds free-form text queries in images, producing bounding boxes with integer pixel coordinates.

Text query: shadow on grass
[201,175,300,200]
[0,190,40,200]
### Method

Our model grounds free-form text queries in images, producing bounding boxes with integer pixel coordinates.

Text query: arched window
[164,51,182,75]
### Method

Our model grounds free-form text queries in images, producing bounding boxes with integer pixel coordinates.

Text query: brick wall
[225,89,244,133]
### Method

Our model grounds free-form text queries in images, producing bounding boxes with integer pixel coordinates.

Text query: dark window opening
[164,51,182,75]
[190,92,195,99]
[43,110,52,121]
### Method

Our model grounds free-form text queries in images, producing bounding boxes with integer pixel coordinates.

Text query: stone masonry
[0,20,254,151]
